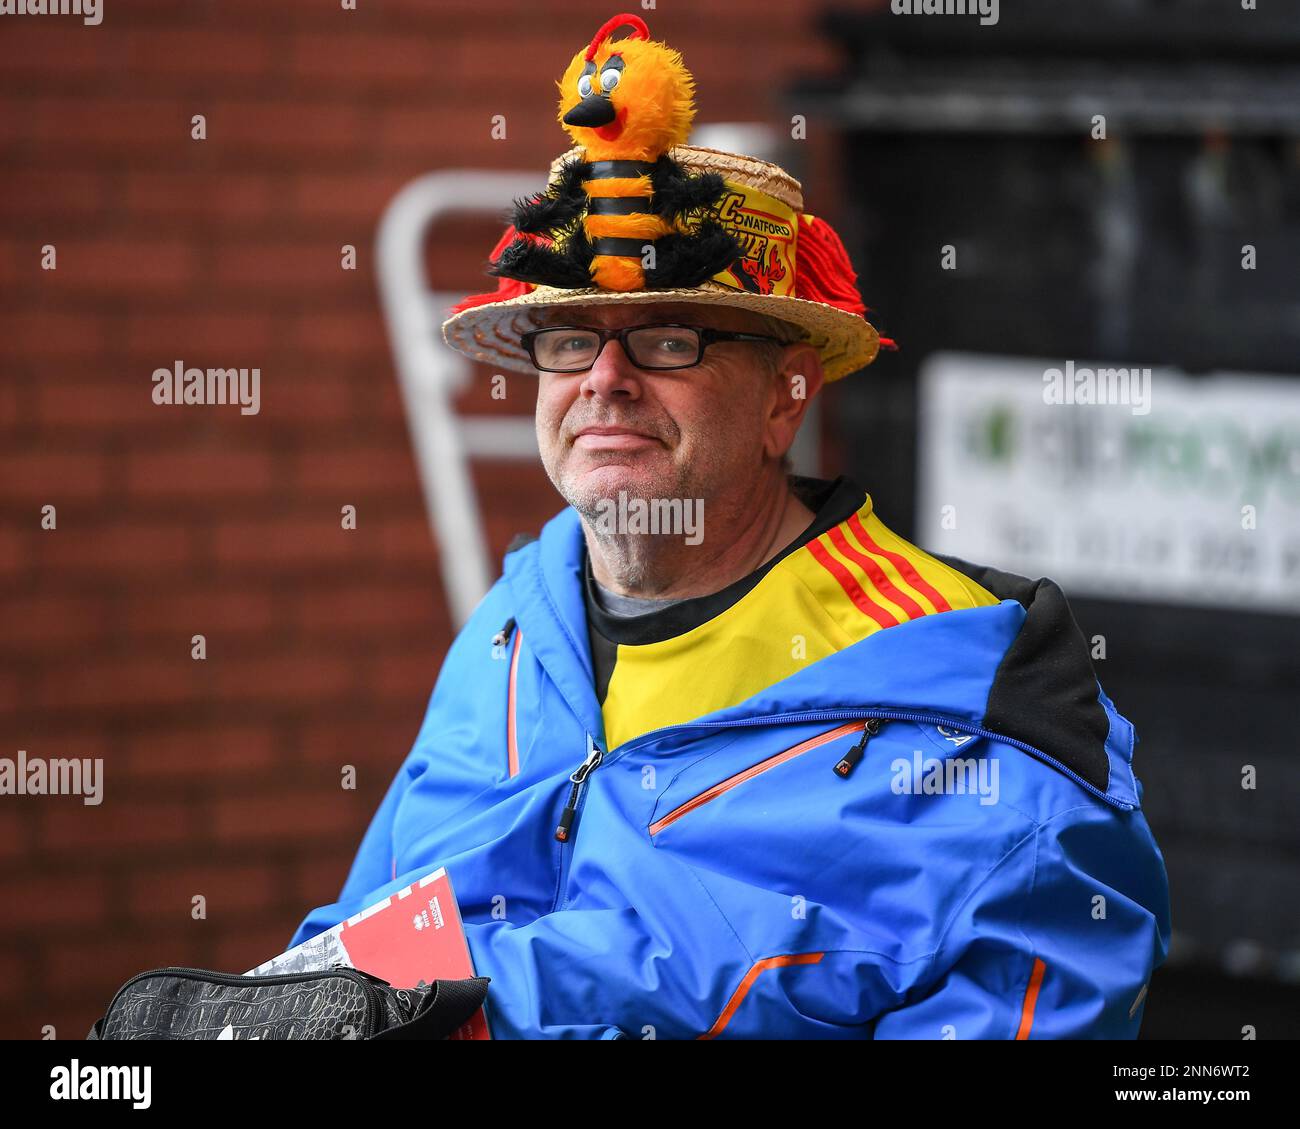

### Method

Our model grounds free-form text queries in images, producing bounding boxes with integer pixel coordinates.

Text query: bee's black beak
[563,94,617,127]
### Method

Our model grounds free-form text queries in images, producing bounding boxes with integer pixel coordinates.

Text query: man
[289,20,1170,1039]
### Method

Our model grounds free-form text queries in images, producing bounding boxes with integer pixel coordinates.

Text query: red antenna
[584,12,650,61]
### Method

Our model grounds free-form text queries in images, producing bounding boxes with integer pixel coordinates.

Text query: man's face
[530,302,810,518]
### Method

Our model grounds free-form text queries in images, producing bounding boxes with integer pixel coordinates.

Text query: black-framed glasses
[519,323,787,373]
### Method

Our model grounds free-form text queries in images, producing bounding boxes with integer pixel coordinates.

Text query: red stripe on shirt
[807,537,900,628]
[847,512,952,613]
[826,524,927,620]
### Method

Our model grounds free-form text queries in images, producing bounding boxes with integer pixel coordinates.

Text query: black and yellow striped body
[581,158,674,291]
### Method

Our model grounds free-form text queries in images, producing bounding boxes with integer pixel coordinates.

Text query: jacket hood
[504,503,1141,811]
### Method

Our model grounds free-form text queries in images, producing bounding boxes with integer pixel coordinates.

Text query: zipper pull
[833,718,882,778]
[492,617,517,649]
[556,735,603,842]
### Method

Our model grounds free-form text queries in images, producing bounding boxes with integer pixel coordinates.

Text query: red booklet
[248,866,489,1040]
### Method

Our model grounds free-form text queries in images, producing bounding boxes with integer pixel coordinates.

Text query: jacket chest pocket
[646,720,876,839]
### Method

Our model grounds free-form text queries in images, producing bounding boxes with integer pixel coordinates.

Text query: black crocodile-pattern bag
[85,965,490,1041]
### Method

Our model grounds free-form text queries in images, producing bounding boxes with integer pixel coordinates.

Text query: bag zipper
[99,965,388,1038]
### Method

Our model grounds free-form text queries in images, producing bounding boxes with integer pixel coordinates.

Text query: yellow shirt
[584,476,999,752]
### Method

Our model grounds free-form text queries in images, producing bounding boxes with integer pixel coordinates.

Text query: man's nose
[580,337,643,400]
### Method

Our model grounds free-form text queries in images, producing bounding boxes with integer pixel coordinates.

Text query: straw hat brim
[440,282,880,382]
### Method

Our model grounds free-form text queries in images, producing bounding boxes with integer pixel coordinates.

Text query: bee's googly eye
[577,74,593,98]
[600,69,620,92]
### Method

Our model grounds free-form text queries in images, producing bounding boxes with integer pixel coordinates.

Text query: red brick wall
[0,0,877,1038]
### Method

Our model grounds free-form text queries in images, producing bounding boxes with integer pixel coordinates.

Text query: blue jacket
[288,497,1172,1039]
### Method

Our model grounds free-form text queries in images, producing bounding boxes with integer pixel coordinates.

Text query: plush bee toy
[489,12,743,292]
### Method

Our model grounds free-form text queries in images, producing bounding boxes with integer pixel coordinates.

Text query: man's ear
[764,342,824,461]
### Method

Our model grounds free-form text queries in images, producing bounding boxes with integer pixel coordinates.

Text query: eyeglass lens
[530,326,701,371]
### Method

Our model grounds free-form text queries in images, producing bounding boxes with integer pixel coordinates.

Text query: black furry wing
[509,156,591,235]
[488,224,595,289]
[649,157,729,218]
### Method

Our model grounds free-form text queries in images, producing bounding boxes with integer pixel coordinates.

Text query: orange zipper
[648,720,867,836]
[506,627,523,779]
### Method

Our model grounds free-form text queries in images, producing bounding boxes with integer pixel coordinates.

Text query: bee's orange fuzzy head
[555,13,696,162]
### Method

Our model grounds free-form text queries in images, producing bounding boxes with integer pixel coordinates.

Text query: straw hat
[439,14,891,382]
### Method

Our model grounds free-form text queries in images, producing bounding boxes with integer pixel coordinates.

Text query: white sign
[916,352,1300,614]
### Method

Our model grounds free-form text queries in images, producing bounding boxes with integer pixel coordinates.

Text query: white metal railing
[376,169,542,627]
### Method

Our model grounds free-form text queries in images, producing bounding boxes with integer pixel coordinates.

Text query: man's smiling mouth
[573,425,663,450]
